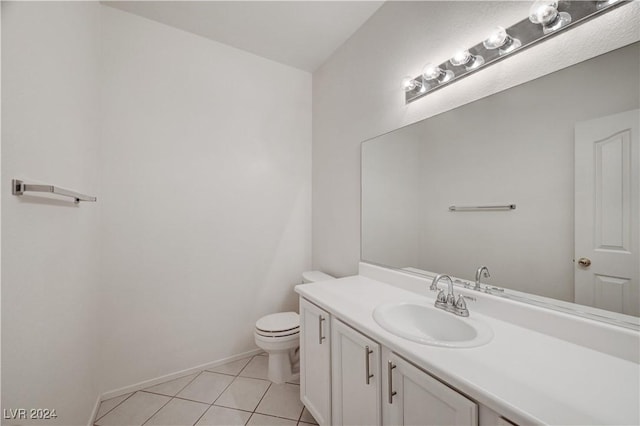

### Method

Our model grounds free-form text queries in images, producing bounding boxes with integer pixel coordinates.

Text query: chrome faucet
[430,274,469,317]
[474,266,490,291]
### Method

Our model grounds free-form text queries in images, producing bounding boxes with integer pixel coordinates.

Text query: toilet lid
[256,312,299,333]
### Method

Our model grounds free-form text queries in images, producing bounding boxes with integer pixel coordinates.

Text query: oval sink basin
[373,302,493,348]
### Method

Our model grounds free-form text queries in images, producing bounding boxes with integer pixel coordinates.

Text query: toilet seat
[254,330,300,345]
[255,328,299,338]
[255,312,299,338]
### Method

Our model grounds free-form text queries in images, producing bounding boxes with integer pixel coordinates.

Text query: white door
[575,109,640,316]
[300,298,332,426]
[381,348,477,426]
[331,319,381,426]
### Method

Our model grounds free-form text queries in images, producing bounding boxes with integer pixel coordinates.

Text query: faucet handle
[435,289,448,310]
[454,295,470,317]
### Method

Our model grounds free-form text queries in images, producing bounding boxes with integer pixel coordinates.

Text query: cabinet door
[300,298,331,426]
[332,318,381,426]
[382,348,478,426]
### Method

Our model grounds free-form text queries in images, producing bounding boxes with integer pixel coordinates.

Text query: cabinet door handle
[365,346,374,384]
[318,316,326,344]
[387,361,397,404]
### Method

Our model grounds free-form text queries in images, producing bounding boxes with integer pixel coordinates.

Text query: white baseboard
[87,393,102,426]
[90,347,263,423]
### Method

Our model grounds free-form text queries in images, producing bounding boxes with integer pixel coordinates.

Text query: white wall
[99,7,312,393]
[1,2,102,424]
[312,1,640,277]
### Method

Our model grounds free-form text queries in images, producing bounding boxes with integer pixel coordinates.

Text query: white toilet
[254,270,334,384]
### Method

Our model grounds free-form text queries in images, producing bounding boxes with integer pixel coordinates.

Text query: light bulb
[483,26,508,50]
[529,1,571,34]
[449,50,485,70]
[422,63,454,84]
[422,63,441,80]
[483,26,521,54]
[450,50,471,66]
[402,76,423,92]
[529,1,558,25]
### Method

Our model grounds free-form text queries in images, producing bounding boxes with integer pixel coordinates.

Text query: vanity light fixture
[422,63,454,84]
[403,0,630,104]
[449,50,484,70]
[482,26,522,54]
[529,0,572,34]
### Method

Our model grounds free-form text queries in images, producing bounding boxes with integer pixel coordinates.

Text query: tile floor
[94,353,317,426]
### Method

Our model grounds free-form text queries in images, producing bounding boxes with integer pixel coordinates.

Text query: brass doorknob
[578,257,592,267]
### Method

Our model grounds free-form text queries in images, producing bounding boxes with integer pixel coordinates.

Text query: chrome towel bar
[449,204,515,211]
[12,179,97,204]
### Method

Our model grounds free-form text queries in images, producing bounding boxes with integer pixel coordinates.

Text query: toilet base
[265,346,299,384]
[255,331,300,384]
[267,351,292,384]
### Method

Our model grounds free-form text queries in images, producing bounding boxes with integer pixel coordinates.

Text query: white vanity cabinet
[382,348,478,426]
[299,297,481,426]
[299,298,332,426]
[331,318,381,426]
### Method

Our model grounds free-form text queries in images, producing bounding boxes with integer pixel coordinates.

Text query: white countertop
[295,275,640,426]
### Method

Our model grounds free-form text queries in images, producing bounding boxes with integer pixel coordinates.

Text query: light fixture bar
[405,0,629,104]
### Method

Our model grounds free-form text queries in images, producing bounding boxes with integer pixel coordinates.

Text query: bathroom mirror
[362,42,640,327]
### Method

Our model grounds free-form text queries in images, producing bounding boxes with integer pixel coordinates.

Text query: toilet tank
[302,270,334,283]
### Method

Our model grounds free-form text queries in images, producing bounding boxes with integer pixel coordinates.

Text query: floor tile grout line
[252,382,272,415]
[252,382,304,422]
[209,403,255,415]
[209,370,247,407]
[236,354,273,381]
[94,391,135,424]
[191,401,211,426]
[251,383,317,423]
[139,392,175,426]
[204,356,252,377]
[141,370,204,400]
[254,412,305,423]
[248,412,313,426]
[173,370,203,396]
[144,391,211,407]
[236,355,257,377]
[203,370,242,378]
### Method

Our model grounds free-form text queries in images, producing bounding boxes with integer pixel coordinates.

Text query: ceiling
[103,1,385,72]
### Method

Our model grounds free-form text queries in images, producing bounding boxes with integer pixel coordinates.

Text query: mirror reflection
[362,42,639,320]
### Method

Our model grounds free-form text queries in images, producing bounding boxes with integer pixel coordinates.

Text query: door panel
[575,109,640,316]
[300,298,331,426]
[382,348,477,426]
[331,318,381,426]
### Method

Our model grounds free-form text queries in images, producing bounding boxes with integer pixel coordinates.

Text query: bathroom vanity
[295,263,640,426]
